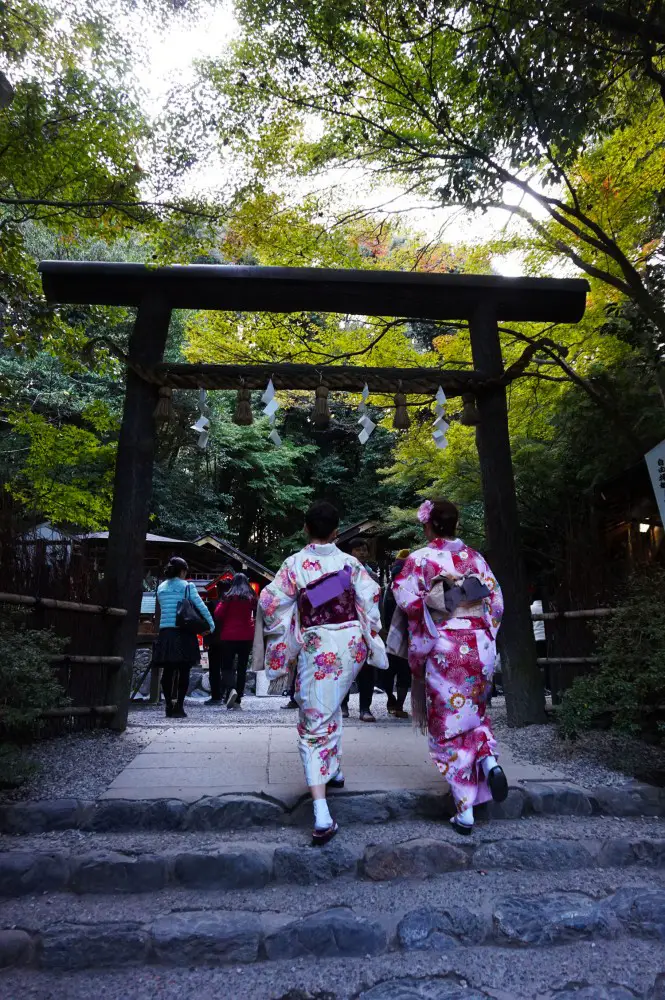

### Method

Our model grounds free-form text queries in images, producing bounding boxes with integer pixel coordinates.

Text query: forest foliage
[1,0,664,598]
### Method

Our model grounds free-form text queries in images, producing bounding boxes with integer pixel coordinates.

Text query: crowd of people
[152,497,508,845]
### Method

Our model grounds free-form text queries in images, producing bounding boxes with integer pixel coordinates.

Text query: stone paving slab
[109,766,269,788]
[99,786,279,803]
[101,724,565,802]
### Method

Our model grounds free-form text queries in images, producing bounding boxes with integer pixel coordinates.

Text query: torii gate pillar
[104,297,172,731]
[470,302,545,725]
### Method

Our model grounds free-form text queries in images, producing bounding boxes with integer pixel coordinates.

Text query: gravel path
[4,691,665,805]
[2,728,159,804]
[491,697,665,788]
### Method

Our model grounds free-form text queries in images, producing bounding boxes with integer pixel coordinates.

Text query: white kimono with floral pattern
[259,542,387,786]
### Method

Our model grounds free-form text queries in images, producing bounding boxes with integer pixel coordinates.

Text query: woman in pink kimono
[259,501,387,845]
[393,498,507,834]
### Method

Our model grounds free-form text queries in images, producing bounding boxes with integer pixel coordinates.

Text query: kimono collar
[429,536,464,551]
[305,542,338,556]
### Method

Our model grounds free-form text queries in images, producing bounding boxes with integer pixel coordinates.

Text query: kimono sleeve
[478,555,504,638]
[258,557,300,679]
[352,562,388,670]
[392,555,428,618]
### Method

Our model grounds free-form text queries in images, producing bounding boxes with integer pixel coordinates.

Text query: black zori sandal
[487,765,509,803]
[311,821,339,847]
[328,776,345,788]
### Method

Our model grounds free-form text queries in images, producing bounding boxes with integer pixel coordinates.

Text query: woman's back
[157,578,188,629]
[157,578,214,632]
[394,537,502,634]
[215,595,256,641]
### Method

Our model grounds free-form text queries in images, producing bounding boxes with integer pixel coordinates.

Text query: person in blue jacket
[153,557,213,718]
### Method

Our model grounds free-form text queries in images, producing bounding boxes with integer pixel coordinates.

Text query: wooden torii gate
[39,261,588,729]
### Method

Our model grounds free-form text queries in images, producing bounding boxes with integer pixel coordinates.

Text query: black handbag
[176,583,209,635]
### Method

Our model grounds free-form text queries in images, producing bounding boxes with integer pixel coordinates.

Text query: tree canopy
[1,0,663,606]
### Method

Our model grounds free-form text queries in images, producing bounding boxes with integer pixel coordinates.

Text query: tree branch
[0,196,225,222]
[498,324,645,450]
[582,3,665,45]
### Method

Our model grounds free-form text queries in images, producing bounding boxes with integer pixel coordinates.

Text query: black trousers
[161,662,191,709]
[381,654,411,708]
[208,644,224,702]
[343,661,375,714]
[222,639,252,703]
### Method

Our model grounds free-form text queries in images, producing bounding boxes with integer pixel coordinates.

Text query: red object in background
[250,581,259,596]
[204,573,234,597]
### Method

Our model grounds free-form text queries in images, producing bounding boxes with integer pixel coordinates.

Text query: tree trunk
[469,302,546,726]
[104,297,172,731]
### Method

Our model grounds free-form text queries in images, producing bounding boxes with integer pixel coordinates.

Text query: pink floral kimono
[393,537,504,813]
[259,543,387,786]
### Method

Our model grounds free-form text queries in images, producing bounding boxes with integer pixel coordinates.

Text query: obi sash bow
[298,566,356,629]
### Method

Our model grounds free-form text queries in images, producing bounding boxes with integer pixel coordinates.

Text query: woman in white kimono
[259,501,387,844]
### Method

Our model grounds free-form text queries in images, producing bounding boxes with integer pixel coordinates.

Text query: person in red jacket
[213,573,257,710]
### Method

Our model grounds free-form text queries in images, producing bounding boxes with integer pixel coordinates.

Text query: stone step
[1,883,664,973]
[2,945,665,1000]
[1,781,664,835]
[2,822,665,897]
[7,811,663,854]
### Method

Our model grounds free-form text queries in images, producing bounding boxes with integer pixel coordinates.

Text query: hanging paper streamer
[191,414,209,433]
[262,379,281,446]
[358,413,376,445]
[191,389,210,450]
[264,397,279,419]
[432,385,449,450]
[262,378,276,409]
[356,383,375,444]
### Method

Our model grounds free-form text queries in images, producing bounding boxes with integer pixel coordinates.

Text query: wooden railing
[531,607,611,667]
[530,606,614,698]
[0,590,126,725]
[0,592,126,615]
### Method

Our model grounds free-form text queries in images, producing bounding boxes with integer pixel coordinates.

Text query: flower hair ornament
[417,500,434,524]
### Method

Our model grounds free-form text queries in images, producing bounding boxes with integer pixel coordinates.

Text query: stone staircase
[0,782,664,999]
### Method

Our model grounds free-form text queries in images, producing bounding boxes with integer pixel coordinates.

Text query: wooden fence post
[469,301,546,726]
[104,297,172,732]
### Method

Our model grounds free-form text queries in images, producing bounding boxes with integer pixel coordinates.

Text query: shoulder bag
[176,582,209,635]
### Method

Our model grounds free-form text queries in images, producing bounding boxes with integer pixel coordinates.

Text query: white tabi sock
[481,755,498,777]
[313,798,333,830]
[456,806,474,827]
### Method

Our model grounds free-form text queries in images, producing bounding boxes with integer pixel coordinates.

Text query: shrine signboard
[645,438,665,528]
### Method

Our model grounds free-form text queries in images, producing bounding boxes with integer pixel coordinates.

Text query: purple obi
[298,566,358,629]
